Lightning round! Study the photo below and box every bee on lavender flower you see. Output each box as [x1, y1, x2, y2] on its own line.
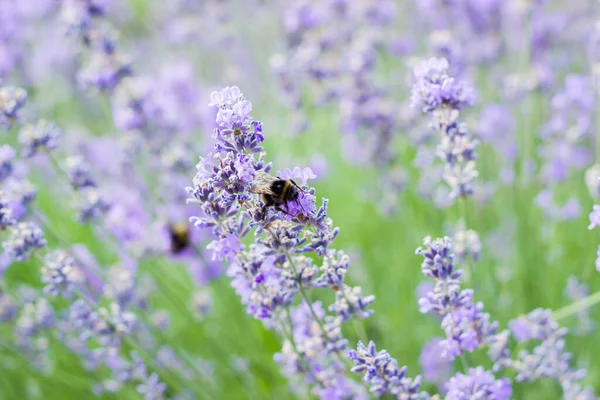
[250, 171, 306, 219]
[167, 222, 190, 254]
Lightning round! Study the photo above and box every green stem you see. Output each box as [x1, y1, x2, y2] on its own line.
[553, 290, 600, 321]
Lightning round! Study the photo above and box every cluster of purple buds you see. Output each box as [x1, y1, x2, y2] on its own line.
[0, 86, 27, 129]
[41, 250, 83, 298]
[64, 155, 97, 189]
[411, 58, 478, 199]
[0, 144, 17, 181]
[444, 367, 512, 399]
[18, 120, 61, 158]
[348, 341, 426, 399]
[2, 221, 46, 262]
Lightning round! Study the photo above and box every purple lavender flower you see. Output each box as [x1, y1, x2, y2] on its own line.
[416, 236, 502, 361]
[136, 373, 166, 400]
[588, 205, 600, 229]
[77, 187, 112, 223]
[419, 338, 451, 385]
[18, 120, 61, 158]
[410, 57, 474, 113]
[0, 195, 15, 229]
[42, 250, 83, 298]
[0, 290, 16, 322]
[445, 367, 512, 400]
[348, 341, 425, 398]
[188, 87, 374, 395]
[276, 167, 317, 185]
[0, 86, 27, 129]
[0, 144, 16, 181]
[412, 58, 479, 200]
[329, 286, 375, 322]
[585, 164, 600, 198]
[3, 221, 46, 262]
[64, 155, 97, 189]
[508, 308, 591, 395]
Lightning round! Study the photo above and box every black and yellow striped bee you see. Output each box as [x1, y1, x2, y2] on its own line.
[168, 222, 191, 254]
[250, 171, 304, 219]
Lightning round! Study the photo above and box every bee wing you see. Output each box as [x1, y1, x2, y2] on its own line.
[250, 170, 277, 195]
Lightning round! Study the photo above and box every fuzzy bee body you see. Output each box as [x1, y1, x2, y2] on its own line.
[168, 222, 190, 254]
[250, 171, 302, 218]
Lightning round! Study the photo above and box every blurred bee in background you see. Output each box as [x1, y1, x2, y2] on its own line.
[168, 222, 190, 254]
[250, 171, 305, 219]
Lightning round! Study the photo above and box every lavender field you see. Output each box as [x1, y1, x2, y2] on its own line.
[1, 0, 600, 399]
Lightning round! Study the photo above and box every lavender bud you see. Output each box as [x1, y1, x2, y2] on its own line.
[18, 120, 61, 158]
[42, 250, 83, 298]
[0, 86, 27, 129]
[3, 221, 46, 262]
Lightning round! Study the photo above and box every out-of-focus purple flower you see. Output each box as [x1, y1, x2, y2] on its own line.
[2, 221, 46, 262]
[276, 166, 316, 185]
[0, 86, 27, 129]
[137, 372, 166, 400]
[206, 234, 242, 262]
[588, 205, 600, 229]
[18, 120, 61, 158]
[64, 155, 97, 189]
[585, 164, 600, 198]
[445, 367, 512, 400]
[509, 308, 590, 395]
[477, 104, 517, 162]
[0, 195, 15, 229]
[410, 57, 474, 112]
[0, 289, 16, 322]
[348, 341, 425, 398]
[419, 337, 451, 385]
[42, 250, 83, 298]
[77, 187, 112, 223]
[596, 245, 600, 272]
[0, 144, 16, 181]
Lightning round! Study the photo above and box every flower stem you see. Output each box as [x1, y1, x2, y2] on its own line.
[553, 290, 600, 321]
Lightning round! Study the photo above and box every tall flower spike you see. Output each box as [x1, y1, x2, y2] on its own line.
[415, 236, 505, 363]
[411, 57, 478, 199]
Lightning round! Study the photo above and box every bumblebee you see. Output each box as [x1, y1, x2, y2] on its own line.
[250, 171, 304, 218]
[168, 222, 190, 254]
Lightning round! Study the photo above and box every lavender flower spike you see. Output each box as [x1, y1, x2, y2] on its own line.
[348, 341, 427, 399]
[415, 236, 504, 363]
